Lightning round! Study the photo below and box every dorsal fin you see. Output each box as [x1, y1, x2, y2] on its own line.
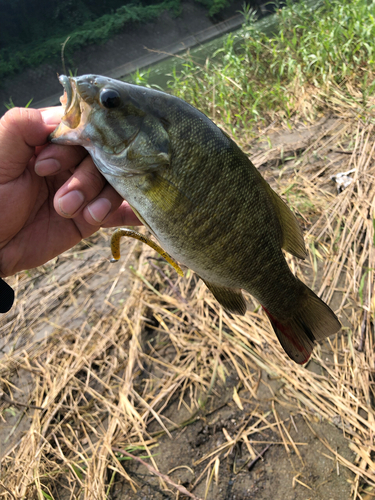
[265, 184, 307, 259]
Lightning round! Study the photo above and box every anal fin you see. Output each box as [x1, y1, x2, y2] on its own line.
[201, 279, 247, 315]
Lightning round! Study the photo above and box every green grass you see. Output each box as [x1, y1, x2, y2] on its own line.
[163, 0, 375, 138]
[4, 97, 33, 110]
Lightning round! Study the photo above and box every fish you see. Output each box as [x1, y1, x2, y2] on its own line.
[50, 74, 341, 364]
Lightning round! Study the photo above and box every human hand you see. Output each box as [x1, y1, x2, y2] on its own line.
[0, 106, 140, 278]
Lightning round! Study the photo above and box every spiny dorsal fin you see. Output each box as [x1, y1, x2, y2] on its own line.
[265, 184, 307, 260]
[201, 279, 247, 315]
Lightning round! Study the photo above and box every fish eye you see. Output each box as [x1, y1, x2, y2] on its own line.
[100, 89, 121, 109]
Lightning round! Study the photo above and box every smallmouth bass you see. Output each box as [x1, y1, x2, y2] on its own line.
[50, 74, 341, 364]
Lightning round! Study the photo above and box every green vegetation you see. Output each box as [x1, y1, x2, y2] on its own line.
[4, 97, 33, 110]
[0, 0, 178, 80]
[165, 0, 375, 139]
[0, 0, 235, 82]
[195, 0, 232, 16]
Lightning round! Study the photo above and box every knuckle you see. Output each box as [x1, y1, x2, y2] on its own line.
[81, 164, 106, 195]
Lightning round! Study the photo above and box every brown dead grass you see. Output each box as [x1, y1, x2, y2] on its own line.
[0, 86, 374, 499]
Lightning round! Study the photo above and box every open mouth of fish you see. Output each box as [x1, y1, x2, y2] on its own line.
[58, 75, 82, 129]
[59, 75, 82, 129]
[49, 75, 96, 145]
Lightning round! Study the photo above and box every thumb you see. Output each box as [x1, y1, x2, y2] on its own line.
[0, 107, 62, 184]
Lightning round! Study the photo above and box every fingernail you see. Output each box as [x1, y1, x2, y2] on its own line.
[87, 198, 112, 223]
[35, 158, 61, 176]
[58, 190, 85, 216]
[41, 107, 64, 125]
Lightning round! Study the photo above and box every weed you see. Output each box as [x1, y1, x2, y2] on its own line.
[4, 96, 33, 109]
[167, 0, 375, 138]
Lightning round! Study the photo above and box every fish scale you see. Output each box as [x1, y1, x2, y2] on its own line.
[50, 74, 341, 364]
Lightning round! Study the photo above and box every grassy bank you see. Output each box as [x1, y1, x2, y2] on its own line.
[164, 0, 375, 138]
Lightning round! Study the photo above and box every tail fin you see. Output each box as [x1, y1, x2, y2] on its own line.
[262, 281, 341, 364]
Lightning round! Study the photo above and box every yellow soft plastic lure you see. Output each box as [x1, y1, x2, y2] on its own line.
[110, 228, 184, 277]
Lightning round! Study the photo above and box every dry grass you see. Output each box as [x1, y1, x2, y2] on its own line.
[0, 89, 374, 499]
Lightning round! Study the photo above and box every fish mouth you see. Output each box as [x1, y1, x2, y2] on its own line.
[49, 75, 90, 145]
[58, 75, 73, 114]
[58, 75, 82, 129]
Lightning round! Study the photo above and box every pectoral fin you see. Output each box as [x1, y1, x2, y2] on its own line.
[201, 279, 247, 315]
[142, 172, 195, 215]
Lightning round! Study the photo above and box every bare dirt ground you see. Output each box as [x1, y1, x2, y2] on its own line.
[110, 369, 354, 500]
[0, 115, 374, 499]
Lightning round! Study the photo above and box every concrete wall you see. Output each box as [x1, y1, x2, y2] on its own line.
[0, 0, 247, 115]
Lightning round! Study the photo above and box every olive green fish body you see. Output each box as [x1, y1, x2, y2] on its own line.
[120, 154, 299, 316]
[50, 75, 341, 364]
[88, 86, 295, 306]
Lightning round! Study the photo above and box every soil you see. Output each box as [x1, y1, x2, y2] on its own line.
[0, 354, 354, 499]
[109, 368, 354, 500]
